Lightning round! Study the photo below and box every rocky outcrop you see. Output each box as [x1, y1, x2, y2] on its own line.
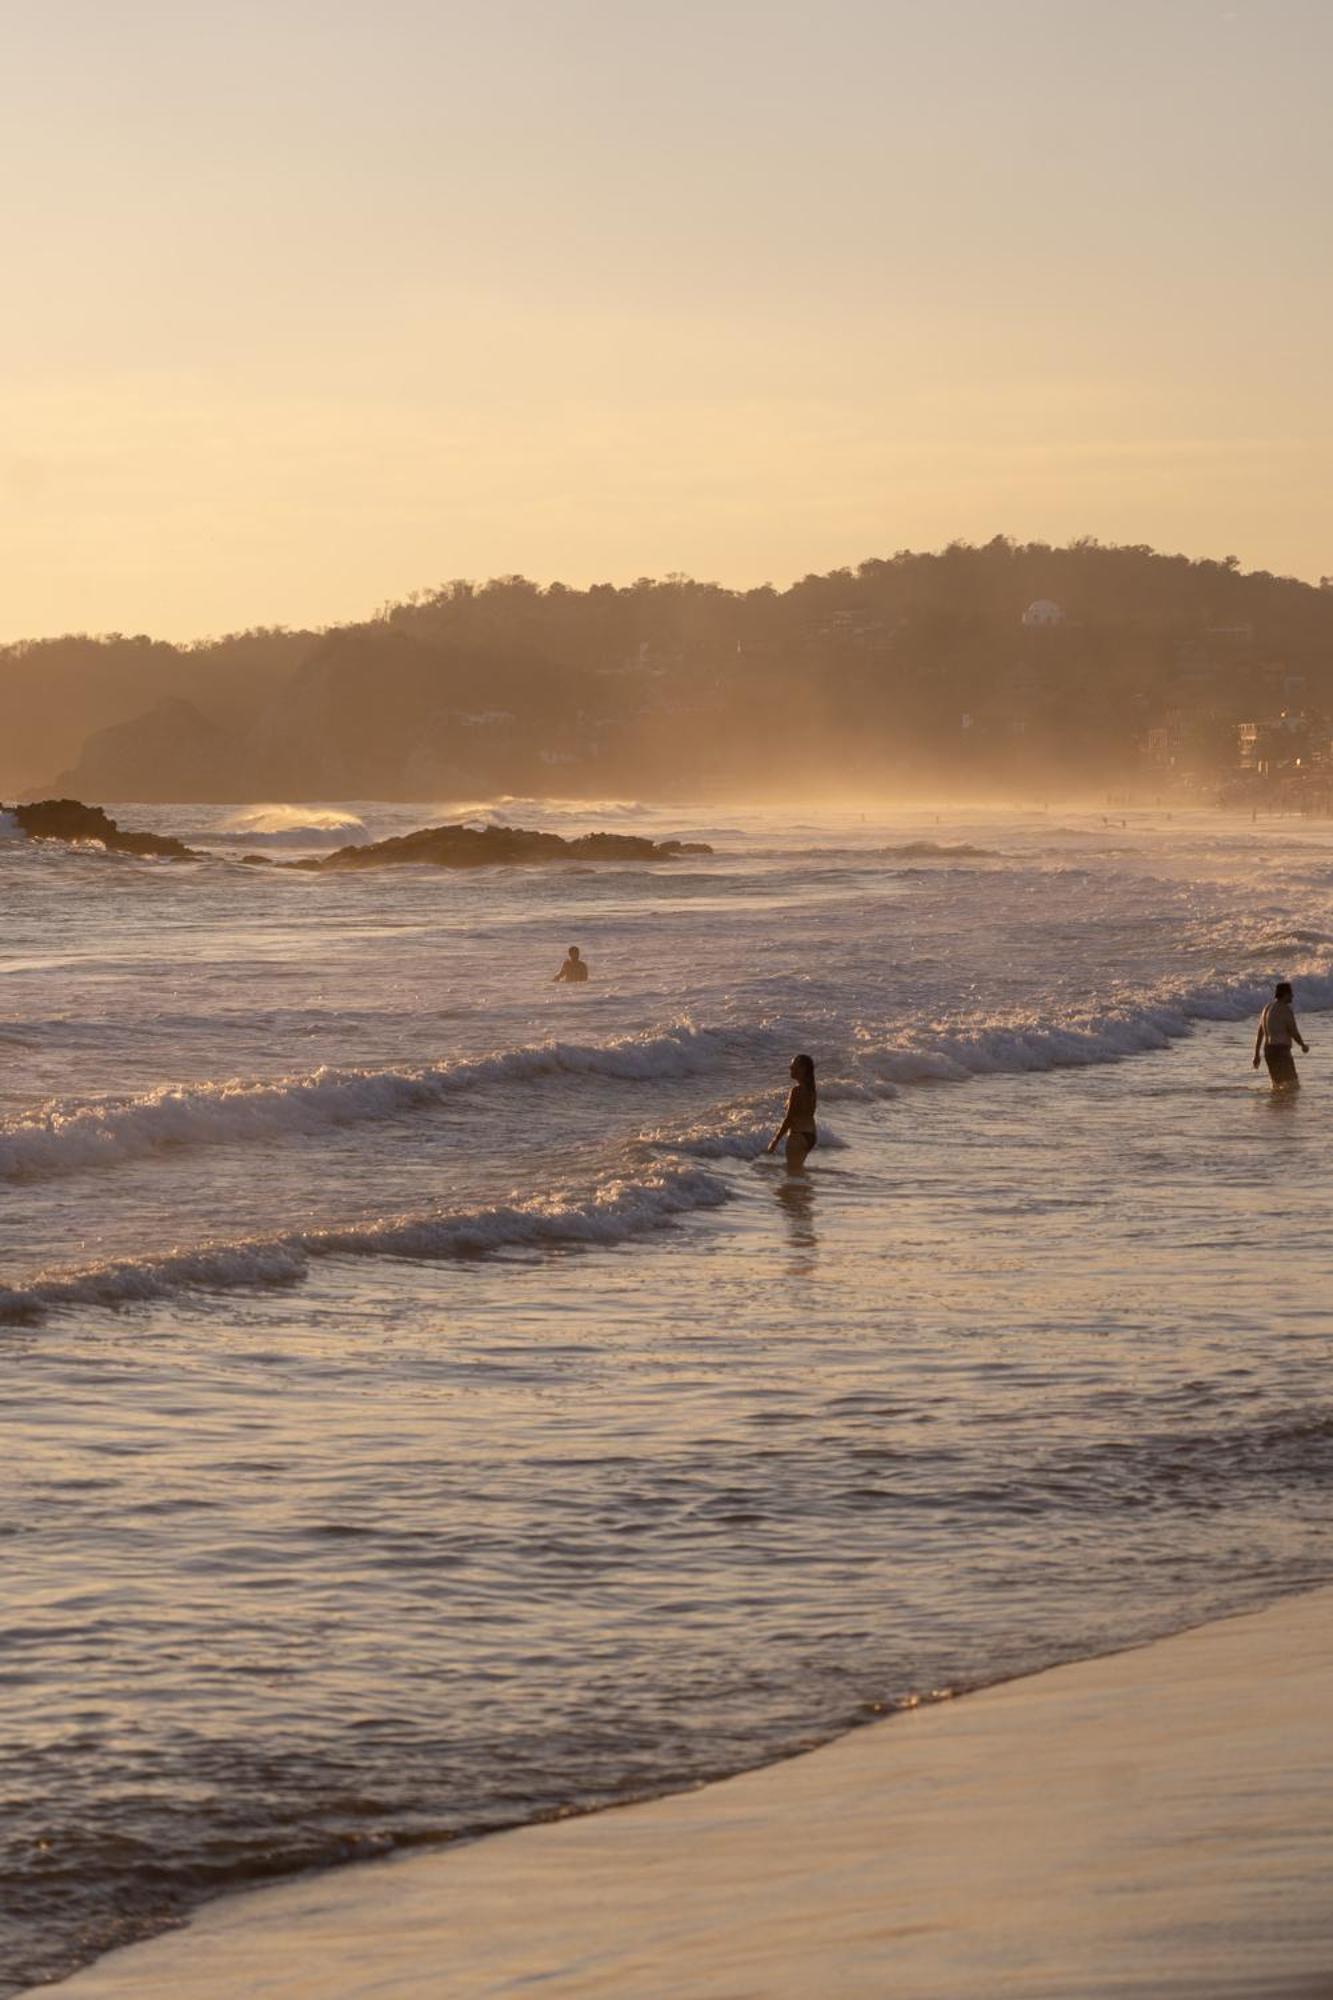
[244, 823, 713, 871]
[5, 798, 711, 871]
[9, 799, 196, 859]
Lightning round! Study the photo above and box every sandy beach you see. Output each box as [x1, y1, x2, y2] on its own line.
[36, 1585, 1333, 2000]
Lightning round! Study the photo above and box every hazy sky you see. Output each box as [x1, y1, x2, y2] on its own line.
[3, 0, 1330, 639]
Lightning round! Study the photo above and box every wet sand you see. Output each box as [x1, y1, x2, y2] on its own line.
[37, 1585, 1333, 1999]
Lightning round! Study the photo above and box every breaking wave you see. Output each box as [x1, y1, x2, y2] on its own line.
[0, 1024, 740, 1181]
[6, 960, 1332, 1186]
[222, 805, 368, 835]
[0, 1167, 730, 1325]
[853, 967, 1333, 1086]
[208, 805, 370, 849]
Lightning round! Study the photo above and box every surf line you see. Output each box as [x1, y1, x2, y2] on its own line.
[0, 1168, 732, 1326]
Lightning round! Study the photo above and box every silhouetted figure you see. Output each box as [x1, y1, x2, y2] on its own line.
[1254, 981, 1308, 1090]
[554, 945, 589, 984]
[768, 1053, 818, 1171]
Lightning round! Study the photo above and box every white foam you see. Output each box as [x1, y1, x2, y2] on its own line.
[9, 960, 1331, 1186]
[0, 1024, 737, 1181]
[221, 805, 368, 836]
[0, 1167, 730, 1324]
[857, 968, 1333, 1086]
[646, 1111, 849, 1159]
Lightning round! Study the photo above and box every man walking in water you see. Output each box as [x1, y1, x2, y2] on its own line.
[554, 945, 589, 984]
[1253, 981, 1308, 1090]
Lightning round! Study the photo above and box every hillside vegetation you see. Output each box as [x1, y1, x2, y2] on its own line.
[5, 539, 1331, 801]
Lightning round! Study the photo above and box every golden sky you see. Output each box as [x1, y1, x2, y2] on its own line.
[3, 0, 1330, 639]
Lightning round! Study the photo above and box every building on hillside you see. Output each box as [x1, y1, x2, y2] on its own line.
[1021, 599, 1065, 628]
[1237, 712, 1311, 776]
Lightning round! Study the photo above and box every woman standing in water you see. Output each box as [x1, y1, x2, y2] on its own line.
[768, 1053, 818, 1171]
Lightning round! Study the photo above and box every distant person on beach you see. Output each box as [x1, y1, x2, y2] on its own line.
[768, 1053, 818, 1171]
[1253, 981, 1308, 1090]
[554, 945, 589, 984]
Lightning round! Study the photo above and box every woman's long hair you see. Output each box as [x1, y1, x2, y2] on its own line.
[793, 1052, 816, 1093]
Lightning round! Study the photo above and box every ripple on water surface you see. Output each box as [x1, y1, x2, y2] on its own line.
[5, 810, 1333, 1992]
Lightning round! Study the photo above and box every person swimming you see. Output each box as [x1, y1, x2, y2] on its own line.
[553, 945, 589, 983]
[768, 1053, 818, 1171]
[1253, 980, 1308, 1090]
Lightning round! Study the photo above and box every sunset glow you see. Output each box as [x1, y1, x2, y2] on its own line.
[4, 0, 1331, 639]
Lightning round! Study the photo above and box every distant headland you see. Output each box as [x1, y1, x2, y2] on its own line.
[5, 540, 1333, 808]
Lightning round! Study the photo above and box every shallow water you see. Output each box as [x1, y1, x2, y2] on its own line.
[4, 801, 1333, 1992]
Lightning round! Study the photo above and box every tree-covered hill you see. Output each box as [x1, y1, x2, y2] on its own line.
[6, 539, 1331, 800]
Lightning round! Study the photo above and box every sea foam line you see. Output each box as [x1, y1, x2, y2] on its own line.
[0, 1024, 736, 1181]
[6, 966, 1329, 1185]
[0, 1167, 730, 1325]
[853, 966, 1333, 1086]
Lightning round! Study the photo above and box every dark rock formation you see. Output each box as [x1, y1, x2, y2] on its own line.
[4, 798, 711, 871]
[9, 799, 196, 859]
[247, 823, 713, 871]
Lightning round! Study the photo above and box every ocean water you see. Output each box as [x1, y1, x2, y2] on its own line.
[5, 799, 1333, 1994]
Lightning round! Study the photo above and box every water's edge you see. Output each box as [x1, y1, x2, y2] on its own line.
[29, 1575, 1333, 2000]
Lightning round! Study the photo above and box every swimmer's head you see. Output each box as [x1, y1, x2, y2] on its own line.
[791, 1052, 815, 1084]
[1275, 980, 1293, 1002]
[567, 946, 581, 960]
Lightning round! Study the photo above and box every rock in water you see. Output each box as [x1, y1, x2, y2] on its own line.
[10, 799, 196, 859]
[4, 801, 710, 871]
[261, 823, 713, 871]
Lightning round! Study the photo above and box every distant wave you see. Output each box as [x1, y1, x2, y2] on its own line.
[0, 1167, 730, 1325]
[880, 840, 998, 859]
[441, 796, 656, 826]
[222, 805, 368, 835]
[207, 805, 369, 848]
[0, 1024, 740, 1181]
[1242, 926, 1333, 959]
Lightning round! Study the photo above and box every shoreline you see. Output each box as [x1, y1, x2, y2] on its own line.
[33, 1583, 1333, 1999]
